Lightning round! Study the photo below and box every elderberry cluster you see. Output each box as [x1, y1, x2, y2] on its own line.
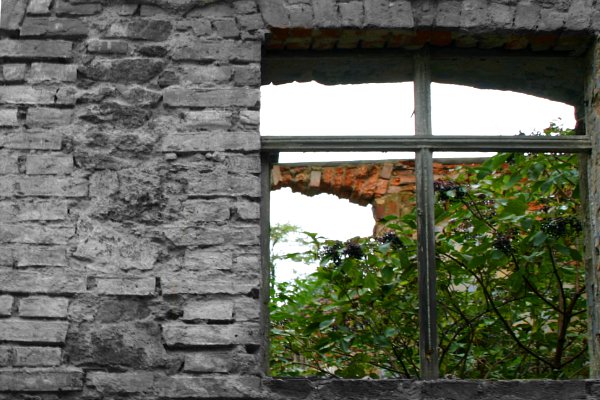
[320, 241, 343, 266]
[541, 217, 582, 238]
[343, 240, 364, 260]
[319, 240, 365, 266]
[434, 180, 467, 201]
[377, 232, 404, 249]
[493, 233, 513, 255]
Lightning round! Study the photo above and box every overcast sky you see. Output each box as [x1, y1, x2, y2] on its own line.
[261, 81, 576, 281]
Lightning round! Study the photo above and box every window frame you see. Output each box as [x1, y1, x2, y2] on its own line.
[260, 50, 592, 379]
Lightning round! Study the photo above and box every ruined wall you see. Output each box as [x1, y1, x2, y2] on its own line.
[0, 0, 599, 398]
[0, 0, 264, 397]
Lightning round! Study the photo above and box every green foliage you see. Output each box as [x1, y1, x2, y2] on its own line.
[270, 125, 587, 379]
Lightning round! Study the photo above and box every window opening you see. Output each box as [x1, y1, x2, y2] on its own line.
[432, 151, 587, 379]
[261, 50, 591, 380]
[260, 82, 414, 137]
[431, 83, 576, 136]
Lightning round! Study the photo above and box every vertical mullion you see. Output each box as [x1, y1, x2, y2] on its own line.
[414, 51, 439, 380]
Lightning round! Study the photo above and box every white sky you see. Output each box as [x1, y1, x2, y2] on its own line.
[261, 81, 576, 281]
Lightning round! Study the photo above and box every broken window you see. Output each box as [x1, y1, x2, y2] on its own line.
[261, 45, 591, 379]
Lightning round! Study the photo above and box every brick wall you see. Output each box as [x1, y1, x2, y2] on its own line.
[0, 0, 598, 398]
[0, 0, 263, 396]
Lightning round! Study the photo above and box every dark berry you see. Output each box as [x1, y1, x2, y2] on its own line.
[320, 241, 343, 266]
[377, 232, 404, 249]
[343, 240, 364, 260]
[493, 234, 513, 255]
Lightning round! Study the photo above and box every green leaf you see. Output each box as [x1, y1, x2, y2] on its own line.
[319, 318, 336, 330]
[531, 231, 547, 247]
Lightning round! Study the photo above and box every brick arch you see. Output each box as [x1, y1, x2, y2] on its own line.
[271, 160, 479, 234]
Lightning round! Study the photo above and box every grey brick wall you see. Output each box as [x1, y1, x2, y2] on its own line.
[0, 0, 598, 398]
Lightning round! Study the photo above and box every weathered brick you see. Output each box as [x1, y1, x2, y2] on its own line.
[0, 243, 60, 265]
[234, 296, 260, 322]
[87, 39, 129, 54]
[173, 40, 261, 62]
[226, 153, 260, 174]
[2, 63, 28, 82]
[0, 296, 13, 317]
[16, 245, 67, 267]
[180, 65, 232, 84]
[513, 1, 540, 30]
[28, 63, 77, 82]
[257, 0, 289, 27]
[87, 371, 155, 393]
[0, 346, 11, 366]
[1, 131, 62, 150]
[182, 199, 230, 221]
[187, 172, 260, 197]
[0, 86, 56, 105]
[27, 0, 52, 15]
[184, 250, 233, 271]
[184, 351, 232, 373]
[160, 224, 225, 247]
[138, 44, 168, 57]
[488, 2, 514, 29]
[0, 109, 19, 127]
[0, 0, 28, 31]
[0, 224, 74, 244]
[0, 39, 72, 60]
[161, 132, 259, 152]
[227, 224, 260, 246]
[0, 176, 88, 197]
[119, 86, 162, 106]
[339, 1, 364, 26]
[139, 5, 166, 16]
[183, 299, 234, 321]
[235, 110, 258, 126]
[163, 87, 259, 108]
[13, 346, 62, 366]
[19, 296, 69, 318]
[69, 321, 167, 369]
[107, 19, 173, 41]
[0, 270, 85, 294]
[233, 64, 261, 86]
[26, 154, 74, 175]
[234, 0, 257, 14]
[79, 58, 166, 83]
[234, 200, 260, 220]
[0, 367, 83, 391]
[161, 275, 257, 295]
[95, 277, 156, 296]
[55, 0, 102, 15]
[0, 155, 18, 174]
[288, 3, 313, 27]
[155, 375, 261, 398]
[214, 18, 240, 38]
[184, 110, 232, 129]
[236, 13, 264, 31]
[55, 86, 78, 105]
[7, 200, 68, 221]
[20, 17, 89, 38]
[538, 8, 567, 31]
[26, 108, 74, 128]
[0, 320, 69, 343]
[459, 0, 489, 29]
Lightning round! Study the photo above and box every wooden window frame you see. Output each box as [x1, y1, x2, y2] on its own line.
[260, 51, 592, 379]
